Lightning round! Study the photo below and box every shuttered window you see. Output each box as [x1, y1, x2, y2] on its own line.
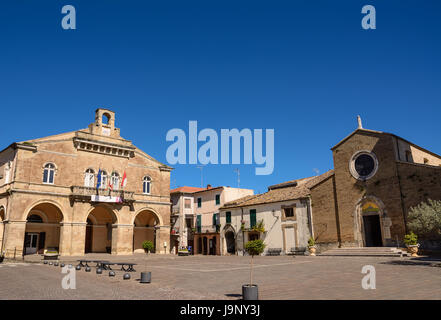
[226, 211, 231, 224]
[250, 209, 257, 228]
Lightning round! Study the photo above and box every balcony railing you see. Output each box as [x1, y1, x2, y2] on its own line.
[195, 225, 220, 234]
[70, 186, 135, 204]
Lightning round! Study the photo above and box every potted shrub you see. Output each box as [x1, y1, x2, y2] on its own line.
[404, 232, 419, 257]
[308, 237, 317, 256]
[243, 239, 266, 300]
[142, 240, 154, 254]
[251, 220, 265, 233]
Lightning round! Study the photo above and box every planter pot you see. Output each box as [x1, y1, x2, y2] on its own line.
[308, 246, 317, 256]
[242, 284, 258, 300]
[140, 271, 151, 283]
[407, 245, 419, 257]
[0, 256, 4, 264]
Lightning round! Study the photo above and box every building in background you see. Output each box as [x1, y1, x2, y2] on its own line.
[170, 186, 205, 254]
[220, 172, 332, 256]
[310, 118, 441, 251]
[0, 109, 172, 258]
[170, 185, 254, 255]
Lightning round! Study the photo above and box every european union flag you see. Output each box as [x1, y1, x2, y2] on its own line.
[96, 169, 102, 189]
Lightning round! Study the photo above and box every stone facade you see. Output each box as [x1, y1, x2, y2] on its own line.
[0, 109, 172, 258]
[311, 127, 441, 250]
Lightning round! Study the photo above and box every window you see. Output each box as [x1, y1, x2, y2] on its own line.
[424, 158, 429, 164]
[43, 163, 55, 184]
[226, 211, 231, 224]
[185, 218, 192, 228]
[282, 206, 296, 221]
[196, 215, 202, 233]
[84, 169, 95, 187]
[184, 198, 191, 209]
[27, 214, 43, 223]
[212, 214, 217, 226]
[215, 194, 220, 205]
[250, 209, 257, 228]
[111, 172, 120, 190]
[349, 151, 378, 180]
[197, 198, 202, 208]
[99, 171, 108, 189]
[405, 150, 412, 162]
[143, 176, 152, 194]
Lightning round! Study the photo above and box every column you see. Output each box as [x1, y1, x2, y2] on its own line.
[111, 224, 134, 255]
[3, 221, 26, 258]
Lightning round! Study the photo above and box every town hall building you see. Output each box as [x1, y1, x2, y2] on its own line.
[0, 109, 172, 258]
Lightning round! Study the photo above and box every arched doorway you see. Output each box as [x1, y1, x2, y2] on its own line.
[225, 230, 235, 254]
[360, 201, 383, 247]
[85, 206, 117, 254]
[133, 210, 159, 253]
[24, 203, 63, 255]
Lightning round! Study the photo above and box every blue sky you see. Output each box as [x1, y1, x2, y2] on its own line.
[0, 0, 440, 193]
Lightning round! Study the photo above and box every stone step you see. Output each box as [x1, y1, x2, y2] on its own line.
[319, 247, 409, 257]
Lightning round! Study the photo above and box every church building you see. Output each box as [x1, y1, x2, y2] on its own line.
[0, 109, 172, 258]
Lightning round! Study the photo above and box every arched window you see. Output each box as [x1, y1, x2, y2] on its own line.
[99, 171, 108, 189]
[103, 113, 111, 125]
[111, 172, 120, 190]
[143, 176, 152, 194]
[27, 214, 43, 223]
[43, 163, 56, 184]
[84, 169, 95, 187]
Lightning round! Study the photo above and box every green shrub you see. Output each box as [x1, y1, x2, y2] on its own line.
[407, 199, 441, 239]
[404, 232, 418, 246]
[244, 239, 266, 286]
[142, 240, 154, 253]
[245, 239, 266, 257]
[251, 220, 265, 233]
[308, 237, 315, 247]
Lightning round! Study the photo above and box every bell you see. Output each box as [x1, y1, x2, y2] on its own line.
[60, 263, 65, 268]
[109, 271, 116, 277]
[85, 266, 91, 272]
[96, 268, 103, 274]
[75, 265, 81, 270]
[123, 273, 131, 280]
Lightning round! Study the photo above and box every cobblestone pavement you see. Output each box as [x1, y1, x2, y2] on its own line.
[1, 254, 440, 300]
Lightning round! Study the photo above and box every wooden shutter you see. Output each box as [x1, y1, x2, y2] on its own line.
[250, 209, 257, 227]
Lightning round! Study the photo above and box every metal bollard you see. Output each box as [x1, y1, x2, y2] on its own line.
[140, 272, 151, 283]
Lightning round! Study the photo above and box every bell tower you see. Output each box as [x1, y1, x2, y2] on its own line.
[89, 108, 120, 138]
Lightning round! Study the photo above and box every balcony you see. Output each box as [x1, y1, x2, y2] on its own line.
[195, 225, 220, 234]
[70, 186, 135, 204]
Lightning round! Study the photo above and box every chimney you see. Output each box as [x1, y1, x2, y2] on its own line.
[206, 184, 212, 189]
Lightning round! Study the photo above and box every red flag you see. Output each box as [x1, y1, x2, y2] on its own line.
[120, 171, 127, 189]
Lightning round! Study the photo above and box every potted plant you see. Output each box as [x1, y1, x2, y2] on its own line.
[141, 240, 154, 284]
[142, 240, 154, 254]
[251, 220, 265, 233]
[308, 237, 317, 256]
[241, 220, 245, 231]
[404, 232, 419, 257]
[243, 239, 266, 300]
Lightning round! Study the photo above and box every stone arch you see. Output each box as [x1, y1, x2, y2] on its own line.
[222, 224, 236, 255]
[132, 208, 161, 253]
[23, 201, 65, 255]
[354, 195, 389, 247]
[132, 207, 163, 226]
[23, 199, 65, 222]
[84, 204, 118, 254]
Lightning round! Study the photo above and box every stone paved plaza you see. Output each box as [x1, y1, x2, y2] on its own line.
[0, 254, 440, 300]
